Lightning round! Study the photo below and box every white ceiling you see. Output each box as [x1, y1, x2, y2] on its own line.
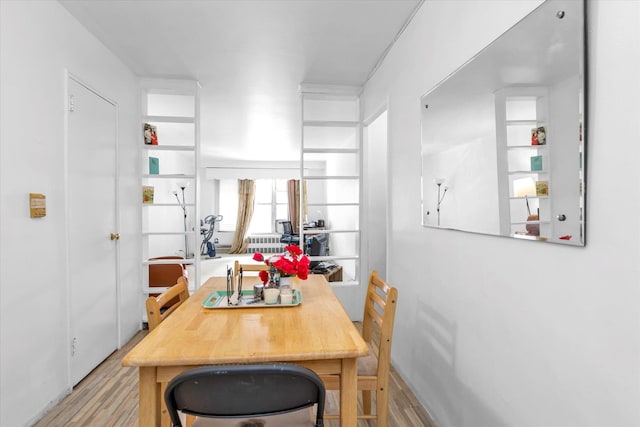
[59, 0, 422, 162]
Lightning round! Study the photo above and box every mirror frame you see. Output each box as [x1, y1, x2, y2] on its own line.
[420, 0, 587, 246]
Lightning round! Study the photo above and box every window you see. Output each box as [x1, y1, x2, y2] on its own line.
[217, 179, 288, 233]
[218, 179, 238, 232]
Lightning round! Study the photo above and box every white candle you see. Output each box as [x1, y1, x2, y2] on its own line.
[264, 287, 280, 304]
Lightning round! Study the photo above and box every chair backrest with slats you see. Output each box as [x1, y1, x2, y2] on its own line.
[146, 276, 189, 331]
[234, 260, 270, 287]
[234, 260, 270, 274]
[362, 270, 398, 379]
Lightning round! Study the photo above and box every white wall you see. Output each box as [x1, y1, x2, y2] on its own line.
[0, 2, 140, 426]
[422, 140, 500, 233]
[362, 1, 640, 426]
[364, 111, 388, 280]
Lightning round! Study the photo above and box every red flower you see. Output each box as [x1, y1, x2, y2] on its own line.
[297, 263, 309, 280]
[285, 244, 303, 256]
[253, 245, 310, 283]
[298, 255, 310, 266]
[253, 245, 310, 281]
[259, 270, 269, 284]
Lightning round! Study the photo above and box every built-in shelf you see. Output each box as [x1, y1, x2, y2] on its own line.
[505, 119, 538, 126]
[143, 174, 196, 179]
[302, 148, 359, 154]
[508, 170, 548, 174]
[302, 175, 359, 180]
[509, 195, 549, 200]
[143, 115, 195, 124]
[143, 231, 192, 236]
[143, 203, 195, 207]
[300, 87, 361, 287]
[496, 87, 550, 239]
[302, 120, 359, 127]
[310, 255, 360, 261]
[140, 78, 201, 297]
[143, 145, 195, 151]
[144, 258, 196, 265]
[302, 229, 359, 234]
[507, 145, 548, 150]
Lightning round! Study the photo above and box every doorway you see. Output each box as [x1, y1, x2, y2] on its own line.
[67, 76, 119, 385]
[364, 110, 388, 280]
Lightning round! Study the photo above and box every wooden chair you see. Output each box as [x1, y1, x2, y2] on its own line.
[164, 363, 326, 427]
[322, 270, 398, 427]
[146, 276, 190, 331]
[233, 259, 269, 287]
[149, 256, 187, 307]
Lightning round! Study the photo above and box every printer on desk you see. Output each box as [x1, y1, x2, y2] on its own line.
[306, 234, 328, 268]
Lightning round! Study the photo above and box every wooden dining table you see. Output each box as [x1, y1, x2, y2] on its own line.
[122, 274, 369, 427]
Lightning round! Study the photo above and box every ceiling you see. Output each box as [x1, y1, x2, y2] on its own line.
[59, 0, 422, 162]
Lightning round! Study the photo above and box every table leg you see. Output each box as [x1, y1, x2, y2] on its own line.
[340, 357, 358, 427]
[139, 367, 161, 427]
[161, 382, 170, 427]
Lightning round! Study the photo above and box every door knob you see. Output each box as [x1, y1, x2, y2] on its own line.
[110, 233, 120, 240]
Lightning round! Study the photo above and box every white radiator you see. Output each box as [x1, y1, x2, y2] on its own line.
[246, 234, 284, 254]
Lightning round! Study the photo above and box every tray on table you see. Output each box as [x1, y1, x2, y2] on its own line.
[202, 289, 302, 309]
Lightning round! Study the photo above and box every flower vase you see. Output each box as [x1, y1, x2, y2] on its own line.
[279, 276, 292, 288]
[279, 276, 299, 290]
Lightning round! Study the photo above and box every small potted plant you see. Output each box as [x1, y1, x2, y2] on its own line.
[253, 244, 310, 288]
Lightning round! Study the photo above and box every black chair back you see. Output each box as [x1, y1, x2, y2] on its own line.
[281, 220, 294, 235]
[279, 220, 300, 245]
[164, 363, 325, 427]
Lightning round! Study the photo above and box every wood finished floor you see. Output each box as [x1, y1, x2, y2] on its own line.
[33, 329, 437, 427]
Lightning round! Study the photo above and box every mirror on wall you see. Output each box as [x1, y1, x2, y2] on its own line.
[420, 0, 586, 246]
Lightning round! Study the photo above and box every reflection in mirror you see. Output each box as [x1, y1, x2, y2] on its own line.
[421, 0, 586, 246]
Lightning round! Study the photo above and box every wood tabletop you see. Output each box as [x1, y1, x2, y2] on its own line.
[122, 274, 369, 367]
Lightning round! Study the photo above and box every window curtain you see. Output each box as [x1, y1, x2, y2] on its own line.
[229, 179, 255, 254]
[287, 179, 307, 233]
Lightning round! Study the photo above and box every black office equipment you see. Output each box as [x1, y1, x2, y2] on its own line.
[279, 220, 300, 246]
[306, 234, 328, 268]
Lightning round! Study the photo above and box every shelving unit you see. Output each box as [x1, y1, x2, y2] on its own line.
[300, 85, 362, 286]
[140, 78, 201, 296]
[496, 87, 551, 240]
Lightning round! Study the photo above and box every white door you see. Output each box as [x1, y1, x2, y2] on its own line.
[68, 77, 118, 385]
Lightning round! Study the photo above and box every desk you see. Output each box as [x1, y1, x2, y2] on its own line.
[316, 264, 343, 282]
[122, 275, 368, 427]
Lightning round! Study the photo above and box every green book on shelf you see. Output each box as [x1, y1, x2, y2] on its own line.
[530, 155, 542, 171]
[149, 157, 159, 175]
